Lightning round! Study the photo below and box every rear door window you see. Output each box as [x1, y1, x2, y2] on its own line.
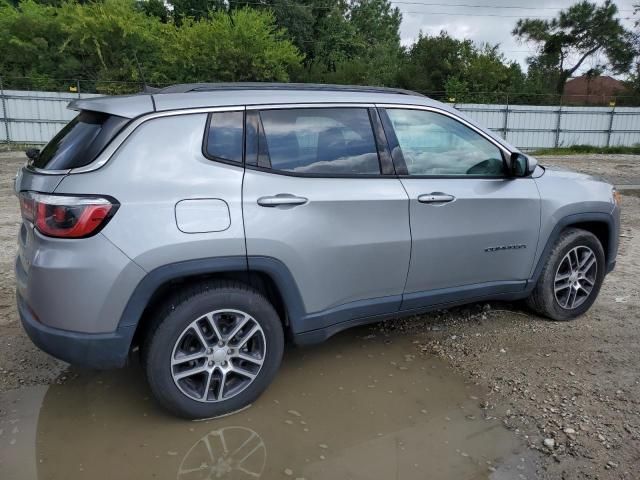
[33, 110, 128, 170]
[256, 108, 381, 175]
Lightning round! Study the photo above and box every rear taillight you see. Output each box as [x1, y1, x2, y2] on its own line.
[19, 192, 118, 238]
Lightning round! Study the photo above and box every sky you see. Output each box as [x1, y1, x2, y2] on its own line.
[396, 0, 637, 74]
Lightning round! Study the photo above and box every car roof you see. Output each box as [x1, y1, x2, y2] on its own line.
[67, 83, 517, 152]
[68, 83, 444, 119]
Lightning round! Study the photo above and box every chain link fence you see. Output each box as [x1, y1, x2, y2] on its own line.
[2, 77, 640, 150]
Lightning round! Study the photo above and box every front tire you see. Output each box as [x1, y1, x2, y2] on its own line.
[143, 281, 284, 419]
[526, 228, 605, 321]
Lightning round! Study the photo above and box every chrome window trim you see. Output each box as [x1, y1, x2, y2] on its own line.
[22, 106, 247, 175]
[25, 166, 71, 175]
[375, 103, 512, 157]
[48, 104, 375, 175]
[29, 102, 511, 175]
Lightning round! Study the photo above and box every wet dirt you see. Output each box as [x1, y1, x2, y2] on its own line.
[538, 154, 640, 186]
[0, 328, 537, 480]
[0, 153, 66, 392]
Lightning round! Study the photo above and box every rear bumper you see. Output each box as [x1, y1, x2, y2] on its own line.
[17, 292, 133, 368]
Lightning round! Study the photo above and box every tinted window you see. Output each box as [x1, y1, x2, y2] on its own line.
[259, 108, 380, 175]
[34, 110, 128, 170]
[205, 111, 244, 163]
[386, 109, 505, 176]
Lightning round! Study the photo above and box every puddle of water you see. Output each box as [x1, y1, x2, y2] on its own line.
[0, 326, 537, 480]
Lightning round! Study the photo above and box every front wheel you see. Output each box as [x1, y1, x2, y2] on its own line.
[143, 281, 284, 419]
[526, 228, 605, 321]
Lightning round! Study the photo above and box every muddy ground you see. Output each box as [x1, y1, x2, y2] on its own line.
[538, 153, 640, 187]
[0, 152, 638, 479]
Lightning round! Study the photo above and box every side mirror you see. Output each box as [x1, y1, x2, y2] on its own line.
[25, 148, 40, 161]
[509, 152, 535, 177]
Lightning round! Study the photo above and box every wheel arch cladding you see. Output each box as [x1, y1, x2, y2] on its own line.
[530, 212, 618, 285]
[120, 256, 307, 349]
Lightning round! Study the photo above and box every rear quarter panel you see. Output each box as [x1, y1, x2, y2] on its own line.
[53, 113, 246, 272]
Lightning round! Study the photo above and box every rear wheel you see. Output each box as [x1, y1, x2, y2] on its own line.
[526, 228, 605, 321]
[143, 281, 284, 419]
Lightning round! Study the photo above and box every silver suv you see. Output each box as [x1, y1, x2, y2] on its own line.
[15, 83, 620, 419]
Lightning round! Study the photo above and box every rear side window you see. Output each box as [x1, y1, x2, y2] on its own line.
[257, 108, 381, 175]
[204, 111, 244, 164]
[33, 110, 128, 170]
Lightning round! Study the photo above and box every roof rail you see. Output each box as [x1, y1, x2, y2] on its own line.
[156, 82, 424, 97]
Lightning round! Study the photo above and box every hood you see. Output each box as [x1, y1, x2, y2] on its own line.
[540, 164, 610, 184]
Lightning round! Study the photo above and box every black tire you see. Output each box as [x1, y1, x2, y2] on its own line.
[142, 281, 284, 419]
[526, 228, 605, 321]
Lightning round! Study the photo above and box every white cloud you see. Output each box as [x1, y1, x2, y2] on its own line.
[397, 0, 637, 74]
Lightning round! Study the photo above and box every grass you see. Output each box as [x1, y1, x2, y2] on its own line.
[620, 189, 640, 198]
[0, 143, 42, 153]
[531, 145, 640, 156]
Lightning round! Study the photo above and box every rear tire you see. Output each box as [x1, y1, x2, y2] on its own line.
[142, 281, 284, 419]
[526, 228, 605, 321]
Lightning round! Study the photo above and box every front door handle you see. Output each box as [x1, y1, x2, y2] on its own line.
[257, 194, 308, 207]
[417, 192, 456, 204]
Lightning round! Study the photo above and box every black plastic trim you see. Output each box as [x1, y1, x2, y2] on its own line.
[369, 107, 396, 175]
[401, 280, 526, 311]
[18, 293, 134, 369]
[158, 82, 424, 97]
[245, 111, 259, 166]
[116, 257, 538, 343]
[294, 287, 530, 345]
[527, 211, 619, 287]
[377, 107, 408, 175]
[118, 256, 249, 328]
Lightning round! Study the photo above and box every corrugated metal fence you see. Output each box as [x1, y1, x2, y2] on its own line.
[0, 89, 101, 144]
[460, 103, 640, 150]
[2, 88, 640, 150]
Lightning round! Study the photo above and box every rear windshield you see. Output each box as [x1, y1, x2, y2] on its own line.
[32, 110, 129, 170]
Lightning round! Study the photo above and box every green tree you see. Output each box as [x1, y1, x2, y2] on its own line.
[231, 0, 403, 86]
[0, 0, 67, 83]
[349, 0, 401, 50]
[0, 0, 303, 91]
[344, 0, 403, 85]
[56, 0, 170, 91]
[137, 0, 169, 23]
[163, 8, 302, 83]
[170, 0, 224, 24]
[445, 44, 526, 103]
[229, 0, 317, 63]
[398, 31, 475, 94]
[513, 0, 635, 94]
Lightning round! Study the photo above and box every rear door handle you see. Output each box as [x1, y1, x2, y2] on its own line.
[257, 194, 308, 207]
[417, 192, 456, 204]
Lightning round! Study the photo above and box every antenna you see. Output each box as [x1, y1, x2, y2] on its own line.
[133, 52, 158, 93]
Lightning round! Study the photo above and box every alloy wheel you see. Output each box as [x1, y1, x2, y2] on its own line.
[554, 246, 597, 310]
[171, 309, 266, 403]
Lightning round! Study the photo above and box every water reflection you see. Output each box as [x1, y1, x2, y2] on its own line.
[178, 427, 266, 480]
[0, 326, 538, 480]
